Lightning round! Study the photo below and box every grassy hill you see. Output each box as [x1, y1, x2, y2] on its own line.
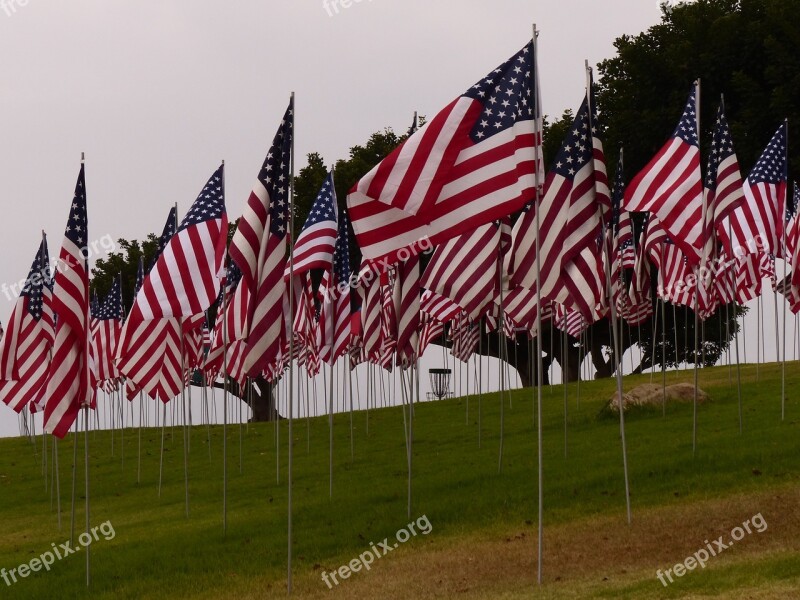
[0, 363, 799, 599]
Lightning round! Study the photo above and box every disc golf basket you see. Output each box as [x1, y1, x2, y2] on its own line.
[427, 368, 453, 401]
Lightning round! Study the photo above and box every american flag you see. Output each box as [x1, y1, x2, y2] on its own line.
[788, 213, 800, 312]
[420, 222, 502, 321]
[151, 206, 177, 270]
[0, 239, 54, 412]
[625, 214, 654, 326]
[418, 313, 444, 357]
[624, 83, 704, 263]
[131, 165, 227, 322]
[705, 102, 745, 233]
[734, 254, 762, 304]
[450, 313, 480, 363]
[377, 271, 397, 370]
[393, 254, 421, 367]
[727, 122, 788, 258]
[420, 289, 462, 324]
[553, 304, 587, 339]
[509, 90, 609, 321]
[230, 100, 293, 377]
[358, 279, 383, 363]
[611, 156, 635, 269]
[44, 165, 91, 438]
[318, 211, 352, 364]
[286, 171, 338, 278]
[91, 276, 123, 384]
[348, 41, 542, 267]
[118, 210, 178, 402]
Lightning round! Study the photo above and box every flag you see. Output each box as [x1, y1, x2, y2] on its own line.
[393, 254, 421, 367]
[420, 289, 462, 324]
[318, 211, 352, 364]
[348, 41, 542, 267]
[420, 222, 503, 321]
[91, 277, 123, 384]
[509, 89, 609, 321]
[0, 239, 54, 412]
[44, 165, 91, 437]
[230, 100, 293, 377]
[286, 171, 338, 278]
[727, 123, 788, 258]
[130, 165, 227, 322]
[623, 83, 704, 263]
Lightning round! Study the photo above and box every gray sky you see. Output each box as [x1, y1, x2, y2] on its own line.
[0, 0, 722, 436]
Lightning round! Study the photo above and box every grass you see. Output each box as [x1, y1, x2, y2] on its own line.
[0, 362, 798, 598]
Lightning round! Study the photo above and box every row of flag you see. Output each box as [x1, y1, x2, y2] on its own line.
[0, 39, 797, 438]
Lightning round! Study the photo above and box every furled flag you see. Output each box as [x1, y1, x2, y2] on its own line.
[623, 83, 704, 263]
[286, 171, 338, 277]
[91, 277, 123, 385]
[130, 165, 227, 321]
[229, 100, 293, 377]
[0, 239, 54, 412]
[348, 41, 542, 267]
[318, 211, 352, 364]
[509, 88, 609, 321]
[44, 165, 91, 437]
[726, 122, 788, 258]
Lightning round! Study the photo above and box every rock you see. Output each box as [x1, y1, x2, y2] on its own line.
[608, 383, 709, 412]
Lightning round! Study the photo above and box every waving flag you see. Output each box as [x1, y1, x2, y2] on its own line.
[0, 239, 54, 412]
[44, 165, 91, 437]
[393, 254, 421, 367]
[286, 171, 338, 278]
[726, 123, 788, 258]
[421, 222, 503, 321]
[510, 89, 609, 321]
[230, 100, 293, 377]
[131, 166, 227, 322]
[624, 83, 704, 263]
[348, 41, 542, 267]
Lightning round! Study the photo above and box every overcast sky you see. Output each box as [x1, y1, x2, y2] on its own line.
[11, 0, 792, 439]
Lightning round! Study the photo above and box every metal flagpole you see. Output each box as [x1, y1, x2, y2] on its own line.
[287, 92, 296, 594]
[532, 25, 545, 585]
[781, 118, 789, 421]
[221, 162, 229, 536]
[79, 153, 92, 587]
[587, 63, 631, 524]
[138, 391, 143, 483]
[692, 80, 703, 456]
[328, 362, 334, 497]
[498, 268, 506, 473]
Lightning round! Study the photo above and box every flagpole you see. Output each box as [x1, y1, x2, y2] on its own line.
[587, 62, 631, 525]
[287, 90, 296, 595]
[781, 118, 789, 421]
[221, 161, 229, 536]
[692, 79, 703, 456]
[79, 153, 92, 587]
[532, 24, 545, 585]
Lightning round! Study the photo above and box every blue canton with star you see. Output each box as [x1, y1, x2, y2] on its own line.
[705, 104, 736, 189]
[179, 165, 225, 232]
[95, 277, 123, 321]
[333, 210, 351, 291]
[259, 99, 294, 239]
[672, 85, 699, 147]
[301, 172, 337, 232]
[21, 240, 48, 321]
[65, 165, 88, 266]
[463, 43, 534, 143]
[749, 123, 787, 187]
[550, 98, 593, 181]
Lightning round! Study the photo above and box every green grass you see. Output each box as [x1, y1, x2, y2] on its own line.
[0, 362, 798, 598]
